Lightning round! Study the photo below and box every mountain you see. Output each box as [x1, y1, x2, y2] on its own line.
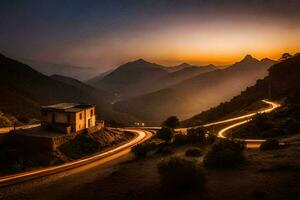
[183, 53, 300, 126]
[89, 59, 217, 99]
[163, 63, 216, 73]
[114, 55, 276, 125]
[0, 54, 136, 124]
[86, 68, 115, 85]
[20, 59, 101, 81]
[164, 63, 192, 72]
[90, 59, 169, 98]
[159, 64, 217, 88]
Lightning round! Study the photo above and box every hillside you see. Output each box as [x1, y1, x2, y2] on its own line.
[21, 59, 100, 81]
[89, 60, 216, 99]
[114, 55, 276, 125]
[86, 69, 115, 85]
[183, 54, 300, 126]
[0, 54, 136, 124]
[51, 74, 113, 99]
[90, 59, 169, 98]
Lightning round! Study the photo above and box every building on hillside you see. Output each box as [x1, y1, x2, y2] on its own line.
[41, 103, 96, 134]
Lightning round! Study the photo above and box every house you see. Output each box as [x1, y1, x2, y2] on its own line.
[41, 103, 96, 134]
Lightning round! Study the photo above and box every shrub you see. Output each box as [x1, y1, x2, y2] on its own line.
[187, 127, 206, 144]
[206, 134, 216, 144]
[173, 134, 187, 145]
[132, 142, 156, 158]
[203, 140, 245, 169]
[157, 127, 174, 142]
[157, 157, 206, 191]
[260, 139, 280, 151]
[59, 134, 100, 159]
[185, 148, 202, 157]
[162, 116, 180, 129]
[156, 145, 173, 155]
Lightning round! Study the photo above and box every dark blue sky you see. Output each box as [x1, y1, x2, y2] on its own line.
[1, 0, 300, 70]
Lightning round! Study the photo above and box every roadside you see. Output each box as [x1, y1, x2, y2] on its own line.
[41, 141, 300, 200]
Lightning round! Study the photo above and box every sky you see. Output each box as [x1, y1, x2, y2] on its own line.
[1, 0, 300, 71]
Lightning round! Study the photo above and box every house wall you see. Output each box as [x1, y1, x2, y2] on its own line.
[74, 106, 96, 132]
[84, 107, 96, 128]
[41, 106, 96, 133]
[41, 111, 76, 124]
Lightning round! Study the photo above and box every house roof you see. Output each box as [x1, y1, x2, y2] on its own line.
[41, 103, 95, 112]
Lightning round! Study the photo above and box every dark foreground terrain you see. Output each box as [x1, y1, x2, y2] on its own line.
[1, 135, 299, 200]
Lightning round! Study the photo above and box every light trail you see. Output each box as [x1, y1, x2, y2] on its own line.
[0, 129, 151, 187]
[217, 100, 281, 139]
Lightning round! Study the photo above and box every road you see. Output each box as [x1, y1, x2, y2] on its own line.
[0, 128, 152, 188]
[0, 124, 41, 134]
[0, 99, 279, 191]
[216, 100, 281, 148]
[138, 100, 281, 148]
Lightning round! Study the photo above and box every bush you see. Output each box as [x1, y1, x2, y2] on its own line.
[157, 127, 174, 142]
[173, 134, 188, 145]
[132, 142, 156, 158]
[157, 157, 206, 191]
[206, 134, 216, 144]
[156, 145, 173, 155]
[59, 134, 100, 159]
[260, 139, 280, 151]
[187, 127, 206, 144]
[162, 116, 180, 129]
[185, 148, 202, 157]
[203, 140, 245, 169]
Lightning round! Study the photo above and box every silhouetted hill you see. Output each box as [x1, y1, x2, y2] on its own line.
[0, 54, 136, 124]
[86, 69, 115, 85]
[51, 74, 112, 98]
[20, 59, 100, 81]
[89, 59, 217, 98]
[90, 59, 168, 98]
[183, 54, 300, 126]
[160, 64, 217, 86]
[114, 55, 276, 125]
[164, 63, 192, 72]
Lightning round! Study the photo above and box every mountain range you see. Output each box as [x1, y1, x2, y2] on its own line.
[89, 59, 217, 98]
[0, 53, 279, 126]
[183, 53, 300, 126]
[113, 55, 276, 125]
[0, 54, 137, 124]
[20, 59, 101, 81]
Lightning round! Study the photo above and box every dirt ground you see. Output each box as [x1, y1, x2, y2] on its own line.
[52, 143, 300, 200]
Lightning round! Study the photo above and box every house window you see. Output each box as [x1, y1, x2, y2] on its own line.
[79, 113, 82, 120]
[90, 109, 93, 116]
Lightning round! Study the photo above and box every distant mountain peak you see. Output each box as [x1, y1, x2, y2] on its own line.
[261, 58, 274, 62]
[206, 64, 216, 68]
[240, 54, 258, 63]
[132, 58, 149, 64]
[177, 62, 190, 67]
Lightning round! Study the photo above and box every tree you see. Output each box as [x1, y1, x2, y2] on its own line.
[157, 127, 174, 142]
[279, 53, 292, 61]
[162, 116, 180, 129]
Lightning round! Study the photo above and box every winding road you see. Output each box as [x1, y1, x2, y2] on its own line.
[216, 100, 281, 148]
[0, 99, 280, 189]
[0, 128, 152, 188]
